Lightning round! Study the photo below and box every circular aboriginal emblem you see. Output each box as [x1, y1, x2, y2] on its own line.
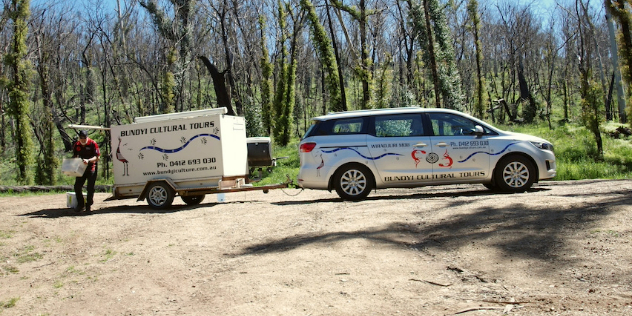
[426, 152, 440, 164]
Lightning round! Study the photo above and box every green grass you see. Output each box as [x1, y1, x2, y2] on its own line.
[100, 249, 117, 263]
[0, 230, 13, 239]
[0, 122, 630, 192]
[254, 139, 300, 187]
[255, 122, 632, 185]
[2, 265, 19, 274]
[14, 245, 43, 264]
[499, 123, 632, 180]
[1, 297, 19, 308]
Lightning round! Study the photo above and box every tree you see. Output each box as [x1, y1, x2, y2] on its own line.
[300, 0, 343, 112]
[272, 1, 304, 146]
[259, 15, 273, 134]
[330, 0, 374, 109]
[139, 0, 195, 113]
[5, 0, 33, 184]
[605, 0, 631, 124]
[467, 0, 486, 118]
[605, 0, 627, 123]
[577, 0, 604, 157]
[409, 0, 464, 109]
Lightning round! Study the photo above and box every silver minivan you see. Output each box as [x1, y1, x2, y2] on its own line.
[298, 108, 556, 200]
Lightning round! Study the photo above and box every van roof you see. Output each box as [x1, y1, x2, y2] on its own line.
[311, 107, 470, 121]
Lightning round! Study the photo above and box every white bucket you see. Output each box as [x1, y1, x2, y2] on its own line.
[66, 192, 86, 209]
[216, 193, 226, 202]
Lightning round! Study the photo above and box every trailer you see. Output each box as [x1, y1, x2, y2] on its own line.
[99, 107, 289, 208]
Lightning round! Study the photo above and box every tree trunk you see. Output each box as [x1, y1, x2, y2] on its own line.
[422, 0, 441, 108]
[198, 56, 236, 116]
[605, 4, 627, 123]
[325, 0, 347, 110]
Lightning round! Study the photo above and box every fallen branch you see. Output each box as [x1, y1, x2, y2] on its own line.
[455, 306, 504, 314]
[409, 278, 452, 287]
[482, 300, 530, 305]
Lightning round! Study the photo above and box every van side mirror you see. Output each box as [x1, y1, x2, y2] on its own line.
[473, 125, 485, 137]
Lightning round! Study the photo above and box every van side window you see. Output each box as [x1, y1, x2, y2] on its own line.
[331, 118, 364, 135]
[429, 113, 477, 136]
[374, 114, 424, 137]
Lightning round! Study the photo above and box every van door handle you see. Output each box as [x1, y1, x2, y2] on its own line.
[435, 142, 448, 147]
[413, 142, 428, 148]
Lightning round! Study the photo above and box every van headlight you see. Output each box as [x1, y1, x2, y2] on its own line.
[530, 141, 554, 152]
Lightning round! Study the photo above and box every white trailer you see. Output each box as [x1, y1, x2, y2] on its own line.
[104, 108, 288, 208]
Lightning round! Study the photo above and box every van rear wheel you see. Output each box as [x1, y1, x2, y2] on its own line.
[334, 164, 373, 201]
[146, 182, 175, 209]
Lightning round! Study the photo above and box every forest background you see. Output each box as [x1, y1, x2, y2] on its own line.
[0, 0, 631, 186]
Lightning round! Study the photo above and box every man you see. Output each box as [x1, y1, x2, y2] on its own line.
[73, 130, 100, 212]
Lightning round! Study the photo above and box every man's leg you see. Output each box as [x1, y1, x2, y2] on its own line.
[74, 174, 87, 211]
[85, 169, 97, 211]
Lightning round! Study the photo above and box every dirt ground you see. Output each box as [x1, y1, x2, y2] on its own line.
[1, 179, 631, 315]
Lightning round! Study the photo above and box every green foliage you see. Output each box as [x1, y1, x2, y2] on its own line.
[259, 16, 274, 134]
[468, 0, 486, 118]
[254, 139, 300, 186]
[409, 0, 464, 110]
[244, 97, 264, 137]
[301, 0, 343, 112]
[272, 1, 299, 146]
[374, 55, 392, 109]
[501, 124, 632, 180]
[5, 0, 33, 184]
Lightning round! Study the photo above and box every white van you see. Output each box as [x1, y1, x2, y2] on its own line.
[298, 108, 556, 200]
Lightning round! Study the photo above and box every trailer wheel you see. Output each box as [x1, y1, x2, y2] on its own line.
[181, 195, 205, 206]
[146, 182, 175, 209]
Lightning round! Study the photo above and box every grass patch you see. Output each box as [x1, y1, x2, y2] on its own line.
[13, 246, 43, 264]
[254, 140, 300, 187]
[53, 281, 63, 289]
[0, 230, 13, 239]
[497, 123, 632, 180]
[100, 249, 117, 263]
[2, 265, 19, 274]
[65, 266, 84, 275]
[1, 297, 19, 308]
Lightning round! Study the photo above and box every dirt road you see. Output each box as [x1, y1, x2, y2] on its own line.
[1, 180, 631, 315]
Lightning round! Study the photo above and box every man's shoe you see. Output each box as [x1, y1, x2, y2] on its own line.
[85, 206, 91, 212]
[74, 205, 85, 212]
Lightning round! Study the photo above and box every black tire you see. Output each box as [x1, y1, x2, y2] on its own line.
[334, 164, 374, 201]
[146, 182, 175, 209]
[181, 194, 205, 206]
[494, 155, 535, 193]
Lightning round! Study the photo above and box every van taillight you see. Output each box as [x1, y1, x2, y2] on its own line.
[300, 142, 317, 153]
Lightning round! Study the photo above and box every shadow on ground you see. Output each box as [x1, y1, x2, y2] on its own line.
[237, 188, 631, 265]
[17, 201, 248, 218]
[272, 187, 550, 205]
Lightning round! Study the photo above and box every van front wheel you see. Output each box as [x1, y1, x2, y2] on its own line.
[495, 155, 535, 193]
[334, 164, 373, 201]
